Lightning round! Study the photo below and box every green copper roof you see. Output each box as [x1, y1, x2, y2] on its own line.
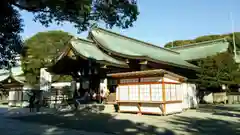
[11, 66, 24, 76]
[0, 69, 9, 82]
[0, 66, 25, 83]
[70, 37, 128, 68]
[170, 38, 229, 61]
[90, 27, 198, 69]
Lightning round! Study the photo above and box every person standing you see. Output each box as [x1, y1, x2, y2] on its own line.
[29, 92, 35, 112]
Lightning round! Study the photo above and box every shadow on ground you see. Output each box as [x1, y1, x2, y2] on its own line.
[7, 104, 240, 135]
[197, 104, 240, 118]
[0, 106, 8, 114]
[9, 105, 176, 135]
[198, 104, 240, 112]
[167, 115, 240, 135]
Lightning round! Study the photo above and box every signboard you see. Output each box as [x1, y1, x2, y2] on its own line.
[40, 68, 52, 91]
[140, 77, 162, 82]
[120, 78, 138, 84]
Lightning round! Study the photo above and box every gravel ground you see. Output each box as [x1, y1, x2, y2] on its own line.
[1, 105, 240, 135]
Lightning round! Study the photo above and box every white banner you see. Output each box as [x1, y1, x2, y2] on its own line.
[40, 68, 52, 91]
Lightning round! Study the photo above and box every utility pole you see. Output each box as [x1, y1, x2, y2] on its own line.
[230, 11, 237, 60]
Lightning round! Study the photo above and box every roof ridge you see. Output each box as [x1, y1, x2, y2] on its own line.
[92, 27, 180, 54]
[170, 38, 227, 50]
[58, 36, 95, 59]
[71, 36, 95, 45]
[70, 37, 97, 47]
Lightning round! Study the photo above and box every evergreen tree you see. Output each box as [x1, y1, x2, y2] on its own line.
[21, 31, 73, 85]
[1, 0, 139, 67]
[197, 52, 239, 91]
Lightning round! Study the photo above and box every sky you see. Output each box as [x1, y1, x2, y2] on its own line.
[20, 0, 240, 47]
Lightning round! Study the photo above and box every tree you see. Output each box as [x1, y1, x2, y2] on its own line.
[0, 1, 23, 68]
[1, 0, 139, 67]
[164, 32, 240, 49]
[21, 31, 73, 85]
[197, 52, 239, 91]
[163, 32, 240, 91]
[164, 40, 195, 48]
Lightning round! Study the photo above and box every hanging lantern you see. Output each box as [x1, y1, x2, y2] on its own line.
[77, 71, 81, 76]
[94, 68, 98, 74]
[222, 84, 226, 90]
[8, 79, 11, 83]
[89, 69, 92, 75]
[125, 59, 129, 63]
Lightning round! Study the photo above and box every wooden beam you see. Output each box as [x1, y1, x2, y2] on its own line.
[179, 78, 185, 82]
[66, 49, 77, 60]
[67, 49, 74, 57]
[162, 77, 166, 115]
[139, 60, 148, 65]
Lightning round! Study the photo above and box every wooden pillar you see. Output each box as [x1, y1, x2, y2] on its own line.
[21, 89, 23, 107]
[137, 103, 142, 115]
[99, 77, 107, 103]
[117, 79, 120, 101]
[128, 85, 130, 100]
[117, 79, 120, 113]
[150, 84, 152, 101]
[55, 89, 57, 108]
[79, 78, 84, 97]
[96, 78, 101, 103]
[162, 77, 166, 115]
[137, 78, 142, 115]
[138, 78, 140, 101]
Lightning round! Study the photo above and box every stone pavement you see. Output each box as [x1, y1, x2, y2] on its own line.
[0, 105, 239, 135]
[0, 117, 115, 135]
[0, 106, 113, 135]
[0, 115, 115, 135]
[0, 117, 116, 135]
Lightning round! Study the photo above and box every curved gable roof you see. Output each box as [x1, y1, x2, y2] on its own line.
[89, 27, 198, 69]
[170, 38, 230, 61]
[0, 66, 25, 83]
[60, 37, 128, 68]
